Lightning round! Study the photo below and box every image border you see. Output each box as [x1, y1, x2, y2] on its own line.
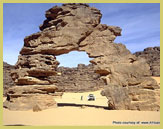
[0, 0, 161, 128]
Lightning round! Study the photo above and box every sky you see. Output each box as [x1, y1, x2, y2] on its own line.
[3, 3, 160, 67]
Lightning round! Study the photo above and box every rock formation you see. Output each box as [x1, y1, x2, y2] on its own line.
[50, 64, 106, 92]
[134, 47, 160, 76]
[3, 85, 63, 111]
[4, 3, 160, 111]
[3, 62, 15, 96]
[101, 79, 160, 111]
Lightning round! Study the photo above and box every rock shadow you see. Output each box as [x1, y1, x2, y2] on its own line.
[4, 124, 28, 126]
[57, 103, 109, 110]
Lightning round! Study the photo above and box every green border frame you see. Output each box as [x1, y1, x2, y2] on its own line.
[0, 0, 161, 128]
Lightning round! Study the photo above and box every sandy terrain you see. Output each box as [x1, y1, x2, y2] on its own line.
[55, 90, 108, 107]
[3, 107, 160, 126]
[152, 77, 160, 85]
[3, 77, 160, 126]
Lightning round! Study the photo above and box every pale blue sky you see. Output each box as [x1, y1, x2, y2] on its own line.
[3, 3, 160, 67]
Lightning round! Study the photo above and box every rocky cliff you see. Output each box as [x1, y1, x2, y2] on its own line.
[50, 64, 106, 92]
[3, 62, 15, 96]
[134, 47, 160, 76]
[4, 3, 160, 111]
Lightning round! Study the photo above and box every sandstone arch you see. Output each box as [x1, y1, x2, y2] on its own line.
[4, 3, 160, 111]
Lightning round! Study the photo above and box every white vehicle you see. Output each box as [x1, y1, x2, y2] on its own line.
[87, 94, 95, 101]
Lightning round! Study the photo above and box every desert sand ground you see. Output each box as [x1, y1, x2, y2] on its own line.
[152, 76, 160, 85]
[3, 77, 160, 126]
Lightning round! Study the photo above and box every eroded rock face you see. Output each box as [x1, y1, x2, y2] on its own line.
[134, 47, 160, 76]
[3, 62, 15, 96]
[101, 85, 131, 110]
[101, 77, 160, 111]
[4, 94, 57, 111]
[3, 85, 63, 111]
[8, 3, 159, 111]
[13, 3, 151, 88]
[49, 64, 106, 92]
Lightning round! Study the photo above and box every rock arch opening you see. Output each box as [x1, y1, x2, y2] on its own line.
[51, 50, 106, 93]
[56, 51, 93, 68]
[54, 51, 108, 108]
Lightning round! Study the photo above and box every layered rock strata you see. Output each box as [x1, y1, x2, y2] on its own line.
[4, 3, 160, 111]
[3, 85, 64, 111]
[101, 78, 160, 111]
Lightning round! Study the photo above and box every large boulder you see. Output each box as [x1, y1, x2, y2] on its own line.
[101, 77, 160, 111]
[101, 85, 131, 110]
[3, 85, 63, 111]
[4, 94, 57, 111]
